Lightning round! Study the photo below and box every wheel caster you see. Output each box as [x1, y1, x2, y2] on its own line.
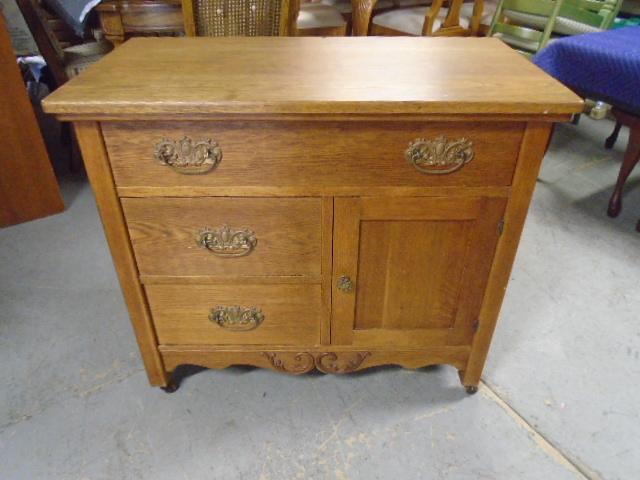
[465, 385, 478, 395]
[161, 381, 179, 393]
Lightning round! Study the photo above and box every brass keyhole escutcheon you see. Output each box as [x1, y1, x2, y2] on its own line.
[337, 275, 354, 293]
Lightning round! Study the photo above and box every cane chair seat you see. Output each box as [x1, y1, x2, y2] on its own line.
[320, 0, 394, 14]
[372, 5, 467, 35]
[460, 0, 498, 30]
[297, 2, 347, 30]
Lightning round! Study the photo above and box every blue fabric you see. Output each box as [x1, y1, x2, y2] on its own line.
[534, 27, 640, 115]
[44, 0, 101, 37]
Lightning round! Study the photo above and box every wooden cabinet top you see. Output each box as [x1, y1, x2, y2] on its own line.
[43, 37, 582, 119]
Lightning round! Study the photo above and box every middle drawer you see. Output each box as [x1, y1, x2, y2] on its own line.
[122, 197, 322, 278]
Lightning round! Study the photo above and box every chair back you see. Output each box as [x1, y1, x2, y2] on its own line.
[16, 0, 76, 86]
[182, 0, 299, 36]
[560, 0, 621, 30]
[489, 0, 563, 57]
[421, 0, 485, 36]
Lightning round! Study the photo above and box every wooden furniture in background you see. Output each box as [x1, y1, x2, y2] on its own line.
[0, 8, 63, 227]
[181, 0, 299, 36]
[97, 0, 184, 47]
[297, 1, 347, 36]
[16, 0, 112, 88]
[488, 0, 562, 57]
[43, 37, 582, 392]
[370, 0, 486, 36]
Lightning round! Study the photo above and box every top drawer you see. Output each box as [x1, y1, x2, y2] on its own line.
[103, 121, 524, 190]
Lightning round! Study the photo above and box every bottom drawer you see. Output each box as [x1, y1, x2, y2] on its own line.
[146, 284, 322, 345]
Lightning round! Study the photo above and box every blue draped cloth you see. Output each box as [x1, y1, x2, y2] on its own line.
[534, 27, 640, 115]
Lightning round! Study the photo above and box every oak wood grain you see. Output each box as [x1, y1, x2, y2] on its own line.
[42, 37, 583, 117]
[332, 195, 506, 348]
[461, 122, 553, 388]
[147, 284, 322, 345]
[104, 121, 524, 188]
[73, 122, 168, 386]
[121, 197, 322, 277]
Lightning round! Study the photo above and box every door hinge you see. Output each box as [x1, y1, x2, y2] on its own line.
[498, 219, 505, 235]
[472, 320, 480, 333]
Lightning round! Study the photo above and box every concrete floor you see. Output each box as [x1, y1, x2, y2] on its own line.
[1, 117, 639, 479]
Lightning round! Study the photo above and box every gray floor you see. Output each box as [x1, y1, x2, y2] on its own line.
[1, 117, 639, 479]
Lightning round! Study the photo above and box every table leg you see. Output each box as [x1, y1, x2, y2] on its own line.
[607, 112, 640, 218]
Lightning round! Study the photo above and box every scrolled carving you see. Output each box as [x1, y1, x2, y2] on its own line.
[198, 225, 257, 257]
[316, 352, 371, 374]
[261, 352, 371, 375]
[210, 306, 264, 331]
[262, 352, 315, 374]
[154, 136, 222, 174]
[405, 135, 474, 175]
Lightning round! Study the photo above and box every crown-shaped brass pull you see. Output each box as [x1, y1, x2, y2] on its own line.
[154, 136, 222, 174]
[198, 226, 257, 257]
[210, 306, 264, 331]
[405, 135, 474, 175]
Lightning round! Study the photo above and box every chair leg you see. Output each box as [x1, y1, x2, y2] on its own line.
[607, 123, 640, 218]
[605, 121, 622, 150]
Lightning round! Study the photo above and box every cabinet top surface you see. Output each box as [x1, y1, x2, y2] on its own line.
[43, 37, 582, 118]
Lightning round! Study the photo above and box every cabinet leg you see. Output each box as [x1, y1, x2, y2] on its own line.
[458, 369, 479, 395]
[159, 365, 208, 393]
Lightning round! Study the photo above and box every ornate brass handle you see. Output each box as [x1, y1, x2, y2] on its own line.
[405, 135, 474, 175]
[198, 225, 257, 257]
[154, 136, 222, 174]
[337, 275, 354, 293]
[209, 305, 264, 331]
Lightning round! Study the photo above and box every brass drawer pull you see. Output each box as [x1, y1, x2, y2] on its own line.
[337, 275, 354, 293]
[405, 135, 474, 175]
[210, 305, 264, 331]
[154, 136, 222, 174]
[198, 225, 257, 257]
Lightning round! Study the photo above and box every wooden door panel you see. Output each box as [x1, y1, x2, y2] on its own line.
[332, 196, 507, 347]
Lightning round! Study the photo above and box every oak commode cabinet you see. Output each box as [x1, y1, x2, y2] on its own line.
[43, 37, 582, 393]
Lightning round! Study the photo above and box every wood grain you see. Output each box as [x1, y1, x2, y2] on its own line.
[147, 284, 322, 345]
[0, 11, 64, 227]
[332, 195, 506, 348]
[104, 121, 524, 188]
[41, 37, 583, 117]
[160, 345, 472, 372]
[462, 122, 553, 388]
[73, 122, 168, 386]
[121, 197, 322, 277]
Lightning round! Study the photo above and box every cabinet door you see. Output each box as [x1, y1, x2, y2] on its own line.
[332, 196, 507, 347]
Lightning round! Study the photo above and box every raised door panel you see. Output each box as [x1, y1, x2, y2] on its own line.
[332, 196, 507, 347]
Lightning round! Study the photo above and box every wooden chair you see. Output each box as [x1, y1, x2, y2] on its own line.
[507, 0, 620, 37]
[181, 0, 300, 35]
[488, 0, 562, 57]
[321, 0, 396, 35]
[16, 0, 112, 88]
[297, 1, 347, 36]
[97, 0, 185, 47]
[460, 0, 499, 34]
[16, 0, 112, 171]
[369, 0, 486, 37]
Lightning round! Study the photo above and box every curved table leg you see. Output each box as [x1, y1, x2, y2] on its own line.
[605, 121, 622, 149]
[607, 120, 640, 218]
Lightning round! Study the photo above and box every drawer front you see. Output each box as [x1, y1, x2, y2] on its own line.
[122, 197, 322, 277]
[146, 284, 322, 345]
[104, 121, 524, 189]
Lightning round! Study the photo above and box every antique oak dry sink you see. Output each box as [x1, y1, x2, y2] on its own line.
[43, 37, 582, 393]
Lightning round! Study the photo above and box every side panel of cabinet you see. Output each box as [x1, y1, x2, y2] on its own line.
[332, 196, 507, 348]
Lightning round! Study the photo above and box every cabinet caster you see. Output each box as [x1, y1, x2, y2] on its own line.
[161, 381, 179, 393]
[465, 385, 478, 395]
